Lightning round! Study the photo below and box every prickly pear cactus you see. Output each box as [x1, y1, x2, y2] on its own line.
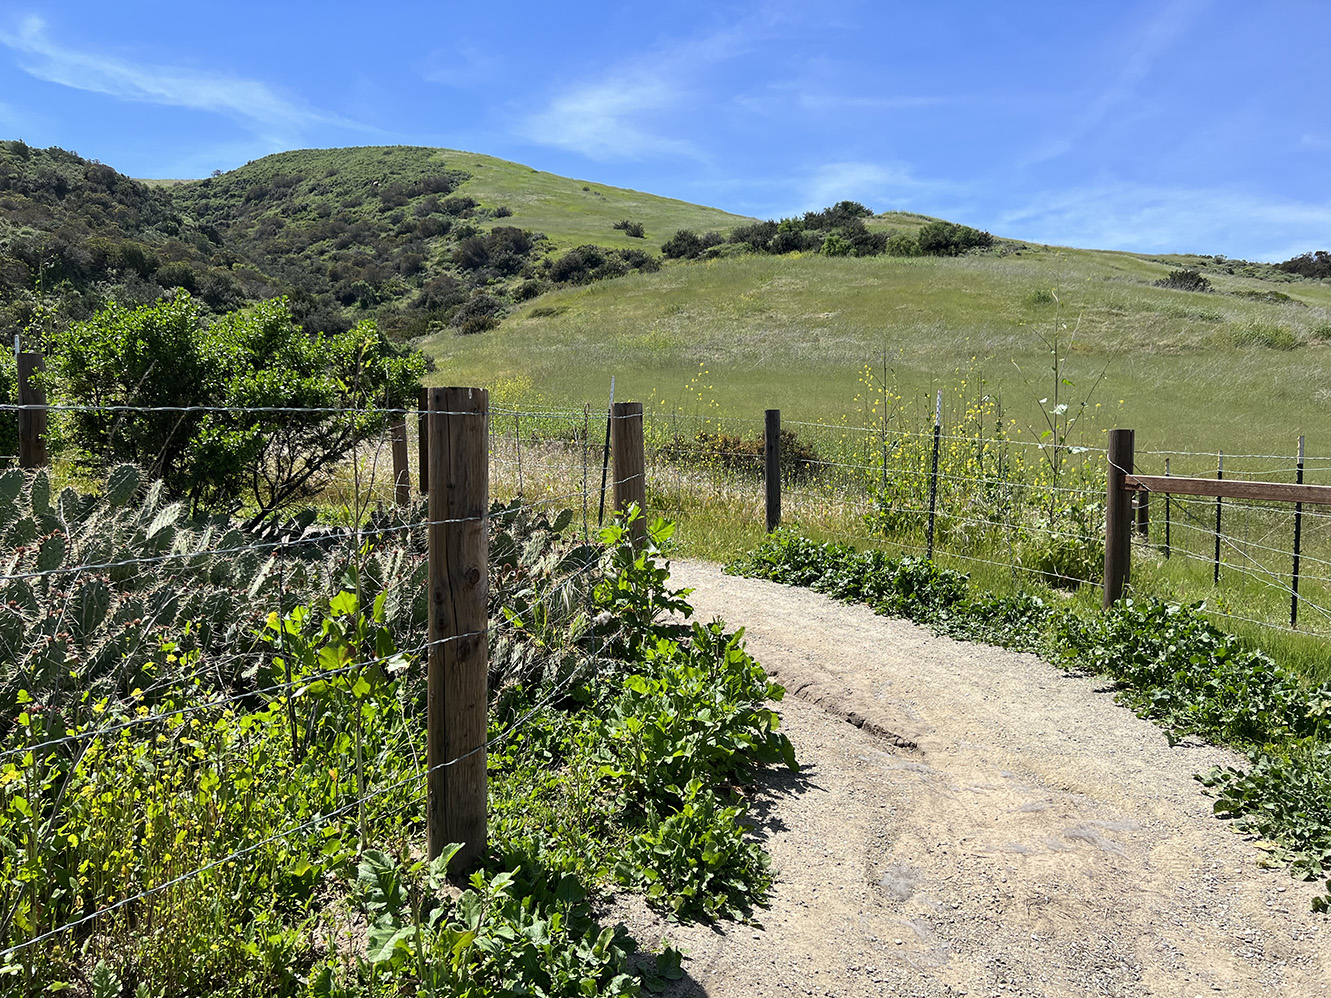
[0, 466, 433, 732]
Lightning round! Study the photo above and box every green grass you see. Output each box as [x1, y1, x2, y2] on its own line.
[443, 150, 755, 254]
[424, 248, 1331, 462]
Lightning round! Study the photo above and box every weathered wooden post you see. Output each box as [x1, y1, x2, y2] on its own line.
[926, 390, 942, 560]
[426, 386, 489, 871]
[17, 352, 48, 469]
[1214, 452, 1223, 585]
[611, 401, 646, 544]
[417, 387, 429, 495]
[1103, 428, 1134, 608]
[391, 418, 410, 506]
[765, 408, 781, 533]
[1292, 435, 1305, 628]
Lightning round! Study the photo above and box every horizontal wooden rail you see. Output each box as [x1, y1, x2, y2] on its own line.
[1124, 474, 1331, 507]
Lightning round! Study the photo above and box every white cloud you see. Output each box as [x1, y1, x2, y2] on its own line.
[518, 14, 771, 162]
[999, 182, 1331, 261]
[522, 77, 702, 161]
[799, 161, 964, 215]
[0, 15, 367, 135]
[1019, 0, 1209, 168]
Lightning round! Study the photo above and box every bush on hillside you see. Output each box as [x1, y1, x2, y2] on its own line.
[916, 221, 993, 256]
[885, 233, 921, 256]
[545, 244, 660, 285]
[1276, 250, 1331, 279]
[451, 293, 505, 334]
[1155, 268, 1212, 292]
[662, 229, 722, 259]
[613, 219, 646, 238]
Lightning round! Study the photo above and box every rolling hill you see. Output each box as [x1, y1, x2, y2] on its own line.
[3, 139, 1330, 458]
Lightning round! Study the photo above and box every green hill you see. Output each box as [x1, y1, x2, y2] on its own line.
[423, 242, 1331, 459]
[4, 138, 1330, 458]
[165, 145, 755, 339]
[1, 142, 755, 342]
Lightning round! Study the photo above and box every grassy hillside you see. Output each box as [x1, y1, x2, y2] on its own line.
[165, 145, 754, 339]
[424, 243, 1331, 460]
[2, 142, 756, 343]
[437, 150, 753, 252]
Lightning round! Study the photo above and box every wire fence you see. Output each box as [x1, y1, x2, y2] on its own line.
[637, 408, 1331, 641]
[3, 393, 1329, 968]
[0, 399, 637, 971]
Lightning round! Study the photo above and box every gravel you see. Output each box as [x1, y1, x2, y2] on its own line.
[607, 560, 1331, 998]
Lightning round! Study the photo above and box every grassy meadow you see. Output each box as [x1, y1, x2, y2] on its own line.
[423, 238, 1331, 672]
[423, 244, 1331, 461]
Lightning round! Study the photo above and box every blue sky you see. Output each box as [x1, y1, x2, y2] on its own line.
[0, 1, 1327, 261]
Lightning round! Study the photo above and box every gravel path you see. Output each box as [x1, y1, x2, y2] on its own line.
[612, 560, 1331, 998]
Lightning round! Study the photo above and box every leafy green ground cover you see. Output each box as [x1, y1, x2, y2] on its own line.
[727, 530, 1331, 911]
[0, 462, 796, 996]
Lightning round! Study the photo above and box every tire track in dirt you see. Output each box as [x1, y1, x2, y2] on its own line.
[610, 561, 1331, 998]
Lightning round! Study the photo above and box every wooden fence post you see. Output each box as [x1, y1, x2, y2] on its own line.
[1163, 458, 1171, 558]
[417, 387, 429, 495]
[391, 418, 410, 506]
[426, 386, 489, 871]
[611, 401, 646, 544]
[17, 352, 48, 469]
[1135, 486, 1149, 539]
[1103, 428, 1134, 608]
[926, 390, 942, 560]
[1292, 435, 1305, 628]
[765, 409, 781, 533]
[1214, 452, 1223, 585]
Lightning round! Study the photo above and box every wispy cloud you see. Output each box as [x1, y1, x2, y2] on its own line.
[999, 182, 1331, 261]
[523, 77, 703, 161]
[0, 15, 367, 135]
[519, 14, 773, 161]
[800, 161, 961, 213]
[420, 45, 499, 89]
[1019, 0, 1210, 168]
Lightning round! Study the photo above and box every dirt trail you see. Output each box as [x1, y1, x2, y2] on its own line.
[612, 560, 1331, 998]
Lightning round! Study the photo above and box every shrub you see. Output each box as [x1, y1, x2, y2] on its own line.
[546, 245, 654, 285]
[49, 293, 425, 519]
[885, 233, 920, 256]
[1155, 268, 1212, 292]
[729, 220, 779, 251]
[1276, 249, 1331, 279]
[441, 195, 478, 216]
[821, 233, 853, 257]
[451, 293, 505, 333]
[514, 278, 550, 302]
[612, 219, 645, 238]
[662, 229, 704, 259]
[660, 428, 821, 481]
[916, 221, 993, 256]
